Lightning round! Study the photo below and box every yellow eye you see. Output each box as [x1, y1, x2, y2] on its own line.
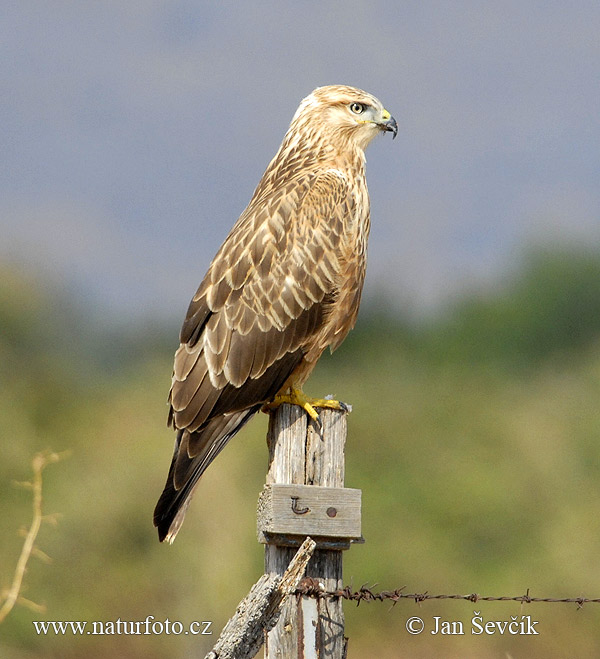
[350, 102, 365, 115]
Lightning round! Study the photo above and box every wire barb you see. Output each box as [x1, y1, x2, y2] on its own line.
[295, 579, 600, 609]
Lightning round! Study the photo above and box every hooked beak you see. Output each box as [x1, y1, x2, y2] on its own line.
[381, 113, 398, 139]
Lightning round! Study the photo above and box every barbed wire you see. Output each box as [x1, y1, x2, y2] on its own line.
[295, 578, 600, 609]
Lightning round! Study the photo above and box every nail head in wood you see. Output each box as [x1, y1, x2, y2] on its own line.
[257, 484, 361, 547]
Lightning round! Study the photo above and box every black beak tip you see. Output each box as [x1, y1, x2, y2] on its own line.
[386, 116, 398, 139]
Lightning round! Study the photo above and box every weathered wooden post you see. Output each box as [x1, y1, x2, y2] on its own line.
[258, 403, 362, 658]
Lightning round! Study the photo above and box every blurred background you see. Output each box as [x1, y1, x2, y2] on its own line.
[1, 2, 599, 657]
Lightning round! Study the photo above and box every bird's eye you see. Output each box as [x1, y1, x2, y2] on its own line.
[350, 102, 365, 115]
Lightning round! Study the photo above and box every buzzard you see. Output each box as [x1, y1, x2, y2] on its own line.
[154, 85, 397, 542]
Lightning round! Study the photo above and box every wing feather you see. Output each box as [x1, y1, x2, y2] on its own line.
[206, 276, 232, 310]
[224, 331, 255, 386]
[173, 343, 200, 381]
[170, 359, 208, 412]
[204, 313, 230, 357]
[249, 324, 270, 379]
[179, 298, 211, 346]
[186, 381, 222, 433]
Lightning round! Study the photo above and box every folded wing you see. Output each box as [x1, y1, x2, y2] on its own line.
[154, 170, 355, 542]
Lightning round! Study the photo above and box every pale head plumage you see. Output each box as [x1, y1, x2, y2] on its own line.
[154, 85, 396, 542]
[289, 85, 397, 152]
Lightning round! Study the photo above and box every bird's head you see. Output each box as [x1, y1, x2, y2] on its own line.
[292, 85, 398, 152]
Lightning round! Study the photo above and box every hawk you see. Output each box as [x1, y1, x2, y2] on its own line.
[154, 85, 397, 542]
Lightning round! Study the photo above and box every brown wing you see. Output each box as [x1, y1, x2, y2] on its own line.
[154, 170, 358, 542]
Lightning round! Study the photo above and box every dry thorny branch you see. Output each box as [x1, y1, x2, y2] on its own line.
[296, 578, 600, 610]
[0, 450, 67, 624]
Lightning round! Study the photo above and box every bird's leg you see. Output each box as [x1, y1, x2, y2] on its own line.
[263, 388, 350, 423]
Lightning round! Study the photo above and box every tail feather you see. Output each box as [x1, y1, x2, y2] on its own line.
[153, 406, 259, 543]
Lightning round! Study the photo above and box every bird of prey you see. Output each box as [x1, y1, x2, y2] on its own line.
[154, 85, 397, 542]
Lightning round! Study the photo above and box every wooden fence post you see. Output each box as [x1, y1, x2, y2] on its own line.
[258, 403, 362, 658]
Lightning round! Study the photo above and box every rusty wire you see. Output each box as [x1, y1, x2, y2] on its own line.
[295, 578, 600, 609]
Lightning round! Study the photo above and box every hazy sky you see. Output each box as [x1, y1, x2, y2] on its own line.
[2, 2, 599, 321]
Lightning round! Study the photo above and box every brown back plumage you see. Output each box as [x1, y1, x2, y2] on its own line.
[154, 85, 397, 542]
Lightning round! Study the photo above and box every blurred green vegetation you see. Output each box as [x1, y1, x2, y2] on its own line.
[2, 247, 600, 658]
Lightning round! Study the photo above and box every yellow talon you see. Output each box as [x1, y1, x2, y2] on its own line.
[263, 388, 349, 422]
